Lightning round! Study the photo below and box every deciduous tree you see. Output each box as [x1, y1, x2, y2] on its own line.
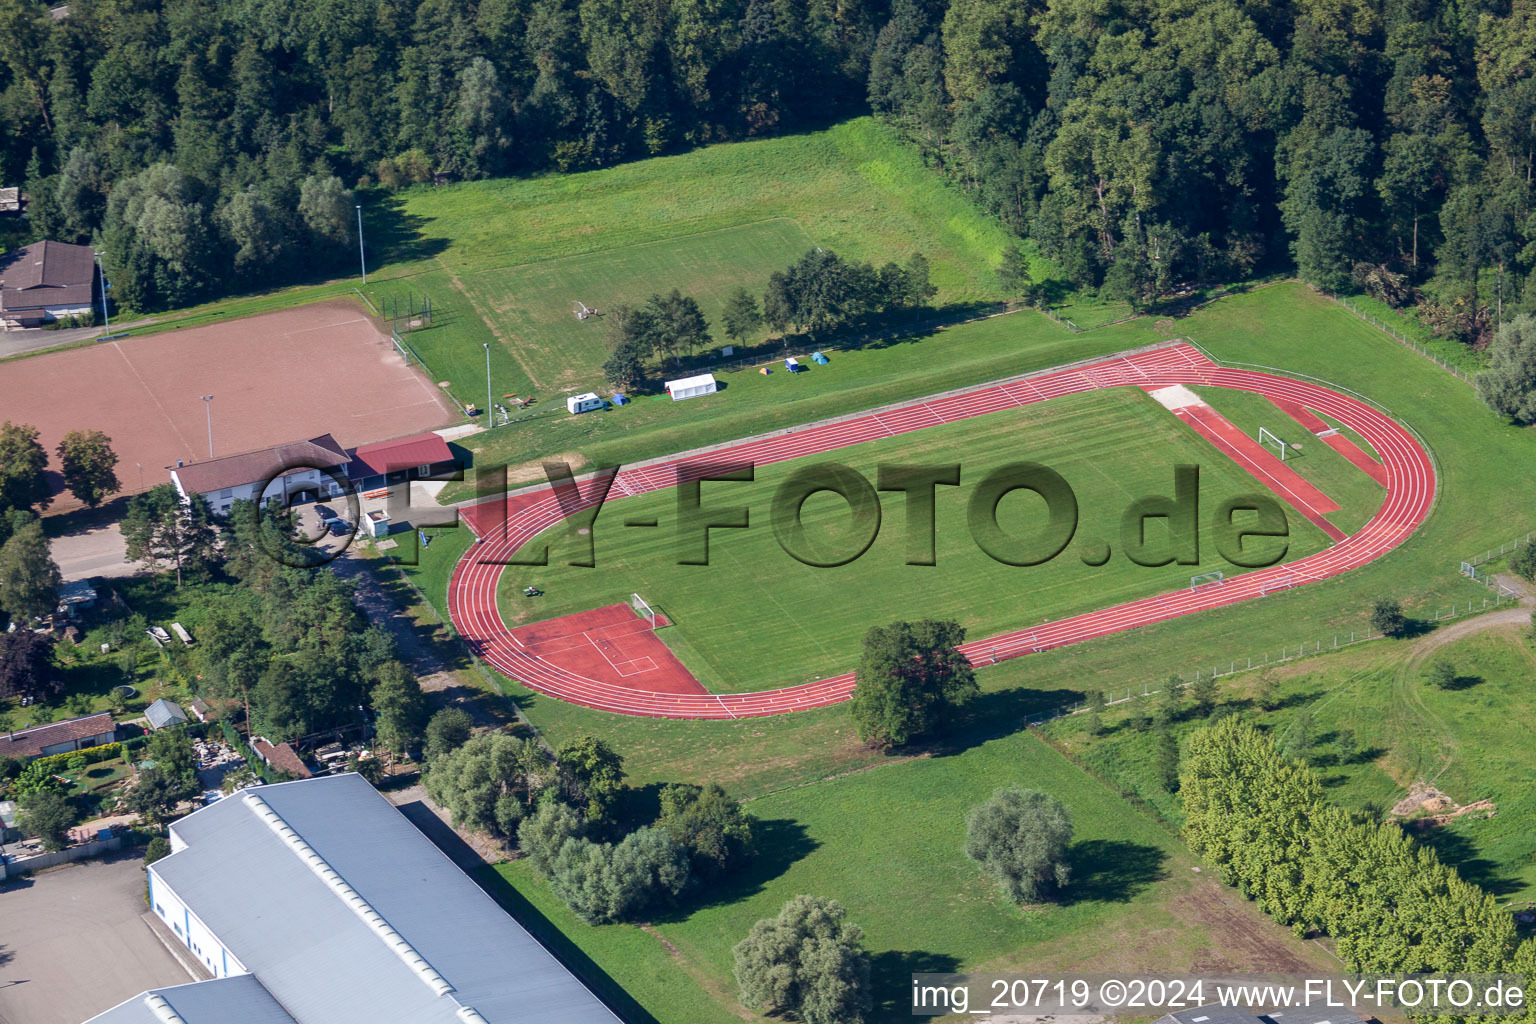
[849, 618, 977, 749]
[963, 786, 1073, 904]
[0, 421, 50, 514]
[733, 895, 872, 1024]
[0, 519, 61, 623]
[55, 430, 119, 508]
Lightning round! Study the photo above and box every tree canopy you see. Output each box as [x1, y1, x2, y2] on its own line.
[732, 895, 873, 1024]
[963, 786, 1074, 904]
[849, 618, 977, 749]
[0, 517, 61, 623]
[55, 429, 120, 508]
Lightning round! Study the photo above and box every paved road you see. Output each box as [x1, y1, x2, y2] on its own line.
[50, 522, 134, 582]
[0, 319, 157, 360]
[0, 854, 192, 1024]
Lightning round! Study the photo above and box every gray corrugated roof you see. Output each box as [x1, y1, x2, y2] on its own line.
[151, 773, 622, 1024]
[145, 698, 188, 730]
[84, 976, 297, 1024]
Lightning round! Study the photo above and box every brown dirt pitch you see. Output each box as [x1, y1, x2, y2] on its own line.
[0, 300, 457, 509]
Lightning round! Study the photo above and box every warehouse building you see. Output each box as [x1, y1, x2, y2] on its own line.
[85, 773, 622, 1024]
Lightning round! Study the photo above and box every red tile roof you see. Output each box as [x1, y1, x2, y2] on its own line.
[0, 712, 115, 760]
[347, 433, 453, 478]
[251, 737, 312, 779]
[0, 240, 95, 310]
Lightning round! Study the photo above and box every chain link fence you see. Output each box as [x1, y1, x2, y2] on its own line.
[1327, 293, 1479, 383]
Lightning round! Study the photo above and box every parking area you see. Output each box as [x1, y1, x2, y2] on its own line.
[0, 854, 192, 1024]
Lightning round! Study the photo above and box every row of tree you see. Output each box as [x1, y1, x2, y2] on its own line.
[422, 727, 759, 924]
[601, 248, 937, 390]
[1, 0, 884, 309]
[869, 0, 1536, 335]
[1181, 717, 1533, 980]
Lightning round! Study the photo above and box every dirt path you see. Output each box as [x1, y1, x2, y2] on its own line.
[330, 548, 510, 730]
[1410, 606, 1531, 662]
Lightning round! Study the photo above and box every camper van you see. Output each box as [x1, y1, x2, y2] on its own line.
[565, 392, 606, 415]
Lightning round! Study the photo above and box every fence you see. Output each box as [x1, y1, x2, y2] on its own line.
[1464, 531, 1534, 569]
[1016, 582, 1523, 727]
[0, 835, 126, 879]
[1327, 294, 1478, 384]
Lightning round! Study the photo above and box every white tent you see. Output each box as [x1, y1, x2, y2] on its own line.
[665, 373, 718, 401]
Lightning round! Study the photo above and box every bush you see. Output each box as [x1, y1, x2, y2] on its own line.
[1425, 659, 1457, 689]
[423, 707, 473, 763]
[547, 827, 690, 924]
[964, 786, 1073, 904]
[733, 895, 872, 1024]
[144, 835, 171, 866]
[518, 799, 584, 874]
[1369, 598, 1408, 638]
[1509, 544, 1536, 583]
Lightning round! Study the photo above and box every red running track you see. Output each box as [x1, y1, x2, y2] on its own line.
[448, 343, 1435, 719]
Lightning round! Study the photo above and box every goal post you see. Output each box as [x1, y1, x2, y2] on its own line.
[1190, 571, 1224, 590]
[630, 593, 658, 628]
[1257, 426, 1289, 461]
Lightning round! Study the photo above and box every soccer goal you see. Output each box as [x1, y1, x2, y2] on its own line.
[1190, 571, 1224, 590]
[1257, 426, 1289, 461]
[631, 593, 658, 628]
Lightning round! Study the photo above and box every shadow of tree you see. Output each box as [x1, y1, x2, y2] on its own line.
[362, 192, 450, 268]
[1411, 827, 1523, 897]
[920, 685, 1084, 758]
[650, 817, 819, 922]
[471, 865, 661, 1024]
[870, 949, 963, 1020]
[1061, 839, 1167, 905]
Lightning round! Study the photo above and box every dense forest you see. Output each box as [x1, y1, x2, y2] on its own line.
[1, 0, 1533, 344]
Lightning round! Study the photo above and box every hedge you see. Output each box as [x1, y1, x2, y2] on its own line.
[31, 742, 124, 775]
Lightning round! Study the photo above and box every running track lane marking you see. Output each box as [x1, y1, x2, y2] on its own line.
[446, 342, 1434, 719]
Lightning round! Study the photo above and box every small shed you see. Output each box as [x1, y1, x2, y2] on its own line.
[664, 373, 718, 401]
[566, 392, 605, 415]
[145, 698, 189, 731]
[365, 509, 392, 538]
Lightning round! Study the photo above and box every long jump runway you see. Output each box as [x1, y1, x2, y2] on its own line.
[448, 342, 1435, 719]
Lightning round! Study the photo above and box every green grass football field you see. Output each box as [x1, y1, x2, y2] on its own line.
[454, 218, 817, 389]
[359, 118, 1132, 410]
[492, 388, 1333, 693]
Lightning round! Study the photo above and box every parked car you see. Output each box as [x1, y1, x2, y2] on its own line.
[328, 520, 353, 537]
[314, 505, 339, 522]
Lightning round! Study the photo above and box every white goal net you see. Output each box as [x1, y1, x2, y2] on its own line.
[1257, 426, 1289, 461]
[631, 593, 657, 628]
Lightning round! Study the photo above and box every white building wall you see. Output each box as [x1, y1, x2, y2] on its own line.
[174, 469, 347, 516]
[148, 864, 248, 979]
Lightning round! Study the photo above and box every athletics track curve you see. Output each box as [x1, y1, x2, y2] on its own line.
[447, 343, 1435, 719]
